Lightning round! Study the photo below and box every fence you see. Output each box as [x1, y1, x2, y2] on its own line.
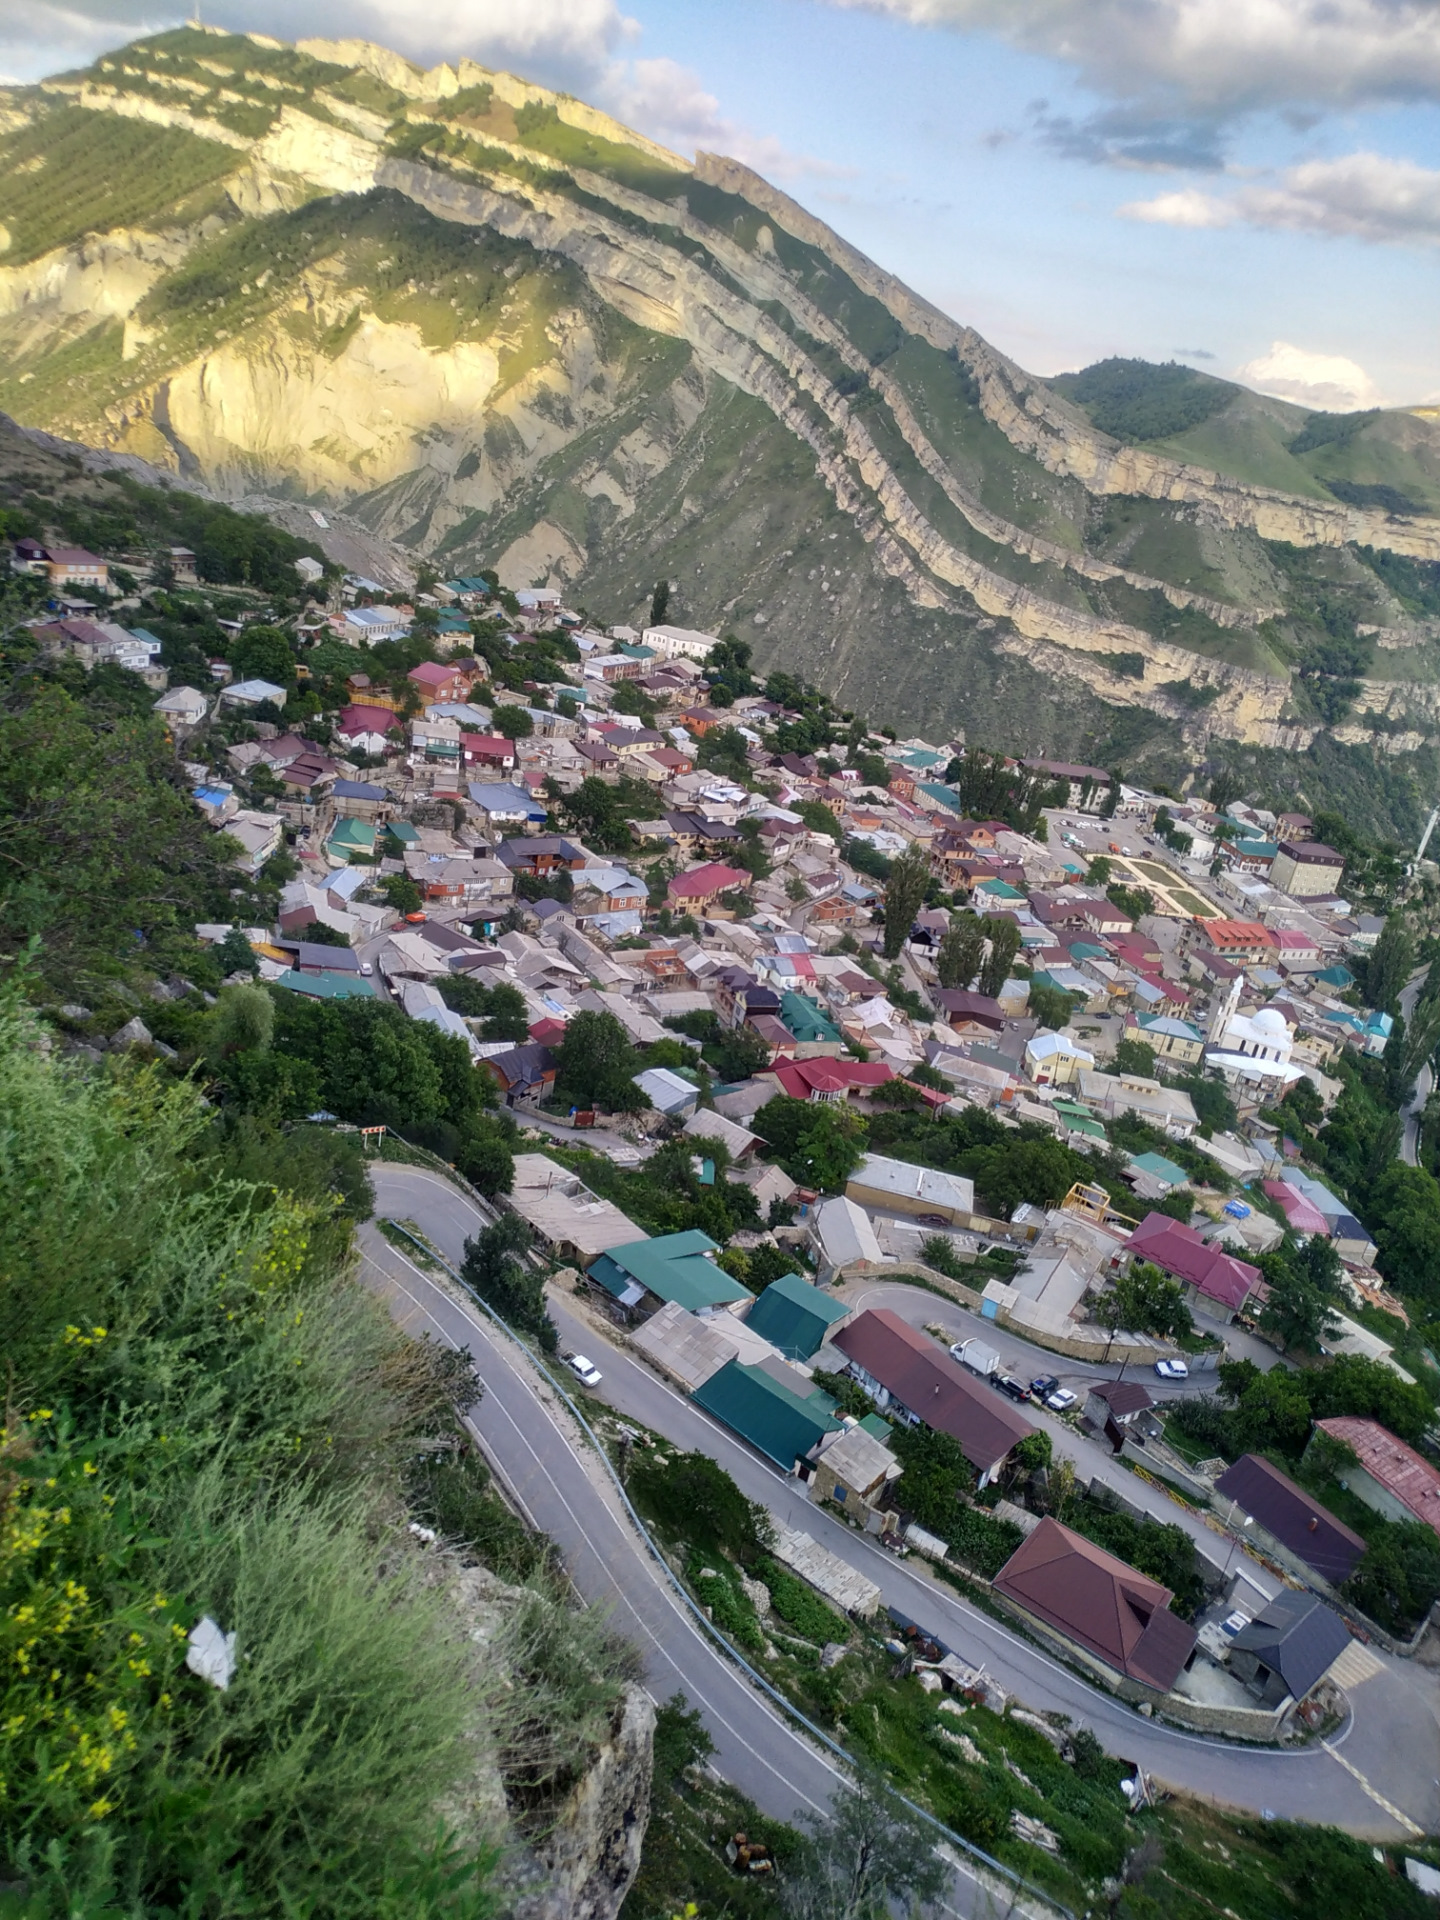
[376, 1218, 1074, 1920]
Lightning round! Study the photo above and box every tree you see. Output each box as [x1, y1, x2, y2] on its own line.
[552, 1009, 646, 1112]
[977, 914, 1021, 998]
[216, 926, 258, 976]
[455, 1118, 516, 1198]
[1364, 911, 1415, 1014]
[229, 623, 295, 686]
[1092, 1259, 1192, 1340]
[751, 1095, 868, 1191]
[381, 874, 423, 915]
[1207, 768, 1245, 812]
[206, 981, 274, 1064]
[1258, 1255, 1341, 1355]
[1029, 982, 1080, 1031]
[1114, 1036, 1157, 1077]
[1087, 855, 1113, 886]
[712, 1023, 770, 1083]
[462, 1213, 556, 1350]
[881, 844, 931, 961]
[795, 799, 841, 841]
[629, 1450, 770, 1561]
[935, 912, 985, 992]
[491, 703, 533, 739]
[649, 578, 670, 626]
[779, 1767, 948, 1920]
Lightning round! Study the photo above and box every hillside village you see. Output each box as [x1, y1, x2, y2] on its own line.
[11, 506, 1440, 1774]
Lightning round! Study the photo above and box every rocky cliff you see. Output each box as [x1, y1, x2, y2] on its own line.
[3, 24, 1439, 779]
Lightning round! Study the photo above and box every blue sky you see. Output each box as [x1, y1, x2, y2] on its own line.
[8, 0, 1439, 406]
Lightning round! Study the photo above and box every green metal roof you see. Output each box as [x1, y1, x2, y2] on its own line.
[385, 821, 421, 848]
[915, 781, 964, 813]
[858, 1411, 893, 1442]
[587, 1230, 749, 1312]
[778, 990, 840, 1043]
[744, 1271, 848, 1362]
[975, 878, 1025, 900]
[1131, 1151, 1188, 1187]
[691, 1359, 841, 1470]
[274, 970, 380, 1001]
[327, 818, 375, 849]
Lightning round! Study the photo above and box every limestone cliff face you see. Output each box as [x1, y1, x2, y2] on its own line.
[5, 27, 1440, 765]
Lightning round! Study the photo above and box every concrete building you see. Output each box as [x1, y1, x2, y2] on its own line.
[844, 1153, 975, 1224]
[505, 1153, 643, 1267]
[1271, 842, 1346, 899]
[807, 1422, 902, 1530]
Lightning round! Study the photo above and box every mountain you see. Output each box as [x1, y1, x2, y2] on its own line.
[4, 26, 1440, 813]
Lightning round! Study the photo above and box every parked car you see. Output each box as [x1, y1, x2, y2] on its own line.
[1154, 1358, 1189, 1381]
[1044, 1388, 1078, 1412]
[563, 1352, 603, 1388]
[1029, 1374, 1060, 1399]
[994, 1374, 1029, 1402]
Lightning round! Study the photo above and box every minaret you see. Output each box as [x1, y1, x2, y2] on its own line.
[1209, 971, 1242, 1047]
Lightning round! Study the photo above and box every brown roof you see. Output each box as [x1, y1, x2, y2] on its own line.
[993, 1516, 1197, 1690]
[830, 1309, 1031, 1475]
[1089, 1379, 1155, 1419]
[1315, 1418, 1440, 1541]
[1214, 1454, 1365, 1584]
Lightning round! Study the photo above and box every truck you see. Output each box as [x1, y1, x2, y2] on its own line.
[949, 1336, 1000, 1379]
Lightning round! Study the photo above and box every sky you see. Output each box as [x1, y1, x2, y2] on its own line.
[5, 0, 1439, 408]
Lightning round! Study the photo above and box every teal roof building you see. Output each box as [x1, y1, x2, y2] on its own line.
[778, 990, 840, 1044]
[588, 1231, 750, 1313]
[745, 1271, 849, 1362]
[692, 1359, 841, 1471]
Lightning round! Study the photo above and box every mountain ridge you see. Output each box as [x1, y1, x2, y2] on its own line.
[4, 25, 1440, 796]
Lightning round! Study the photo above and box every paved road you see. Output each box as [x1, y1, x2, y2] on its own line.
[368, 1163, 1440, 1840]
[1400, 967, 1432, 1168]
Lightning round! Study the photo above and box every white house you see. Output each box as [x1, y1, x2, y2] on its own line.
[342, 605, 408, 645]
[219, 679, 287, 711]
[1206, 1005, 1306, 1089]
[641, 624, 721, 662]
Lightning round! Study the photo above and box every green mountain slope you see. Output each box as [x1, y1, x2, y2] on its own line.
[4, 25, 1440, 788]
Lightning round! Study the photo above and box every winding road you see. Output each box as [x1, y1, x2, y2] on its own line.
[1401, 966, 1433, 1168]
[363, 1162, 1440, 1845]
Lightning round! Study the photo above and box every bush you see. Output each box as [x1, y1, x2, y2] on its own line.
[752, 1558, 847, 1643]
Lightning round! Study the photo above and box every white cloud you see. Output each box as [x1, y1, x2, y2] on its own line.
[834, 1, 1440, 118]
[4, 1, 637, 94]
[1121, 150, 1440, 245]
[1120, 186, 1235, 227]
[1237, 340, 1382, 410]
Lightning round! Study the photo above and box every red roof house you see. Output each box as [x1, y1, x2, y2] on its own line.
[1126, 1212, 1262, 1319]
[1313, 1418, 1440, 1541]
[667, 861, 751, 908]
[768, 1057, 895, 1103]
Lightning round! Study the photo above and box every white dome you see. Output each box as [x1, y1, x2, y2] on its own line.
[1251, 1007, 1288, 1034]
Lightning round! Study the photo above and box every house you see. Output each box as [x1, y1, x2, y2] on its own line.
[1271, 841, 1346, 899]
[932, 989, 1005, 1035]
[587, 1231, 752, 1318]
[845, 1153, 974, 1224]
[807, 1422, 903, 1530]
[1213, 1455, 1366, 1585]
[498, 835, 585, 874]
[1075, 1069, 1198, 1139]
[1227, 1591, 1351, 1708]
[335, 704, 401, 755]
[1022, 759, 1111, 809]
[1309, 1418, 1440, 1541]
[692, 1360, 841, 1472]
[1126, 1212, 1261, 1322]
[1190, 920, 1275, 965]
[632, 1066, 700, 1117]
[461, 733, 517, 773]
[1025, 1031, 1095, 1088]
[153, 685, 209, 731]
[330, 778, 388, 821]
[745, 1272, 850, 1363]
[326, 818, 377, 865]
[409, 660, 474, 704]
[1083, 1378, 1155, 1441]
[224, 808, 285, 875]
[219, 678, 287, 711]
[504, 1153, 643, 1265]
[273, 968, 379, 1002]
[640, 623, 720, 662]
[829, 1308, 1033, 1486]
[1132, 1014, 1205, 1066]
[342, 604, 409, 645]
[768, 1057, 894, 1105]
[469, 783, 548, 829]
[485, 1043, 558, 1107]
[294, 553, 324, 585]
[667, 861, 752, 909]
[992, 1517, 1197, 1695]
[811, 1196, 883, 1279]
[40, 545, 109, 589]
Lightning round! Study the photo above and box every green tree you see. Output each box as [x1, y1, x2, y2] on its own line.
[795, 799, 842, 841]
[1087, 855, 1113, 886]
[206, 980, 274, 1063]
[229, 623, 296, 686]
[649, 578, 670, 626]
[629, 1449, 770, 1561]
[491, 703, 533, 739]
[552, 1009, 645, 1112]
[1029, 982, 1080, 1030]
[381, 873, 423, 915]
[712, 1023, 770, 1083]
[779, 1766, 949, 1920]
[216, 926, 259, 976]
[751, 1095, 868, 1191]
[977, 914, 1021, 998]
[1364, 912, 1415, 1014]
[1092, 1260, 1192, 1340]
[935, 912, 985, 992]
[461, 1212, 556, 1350]
[880, 843, 931, 961]
[1114, 1036, 1157, 1077]
[1258, 1252, 1341, 1355]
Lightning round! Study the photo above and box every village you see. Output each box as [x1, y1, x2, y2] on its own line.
[17, 528, 1440, 1756]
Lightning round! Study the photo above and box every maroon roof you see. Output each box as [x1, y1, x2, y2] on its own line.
[1315, 1419, 1440, 1541]
[1214, 1455, 1365, 1584]
[993, 1516, 1197, 1690]
[830, 1309, 1031, 1475]
[1089, 1379, 1154, 1419]
[336, 703, 399, 736]
[1128, 1212, 1260, 1312]
[932, 988, 1005, 1030]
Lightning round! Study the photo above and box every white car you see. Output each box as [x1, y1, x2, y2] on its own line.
[563, 1352, 603, 1388]
[1154, 1358, 1189, 1381]
[1044, 1388, 1078, 1412]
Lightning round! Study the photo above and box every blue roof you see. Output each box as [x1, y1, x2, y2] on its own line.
[332, 779, 385, 800]
[274, 970, 380, 1001]
[468, 782, 547, 818]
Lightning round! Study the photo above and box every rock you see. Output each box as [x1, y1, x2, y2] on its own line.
[153, 1041, 179, 1061]
[110, 1017, 152, 1049]
[740, 1575, 772, 1617]
[915, 1669, 942, 1693]
[938, 1698, 967, 1718]
[59, 1003, 92, 1021]
[1009, 1810, 1061, 1855]
[1009, 1708, 1070, 1752]
[1137, 1701, 1154, 1717]
[819, 1641, 847, 1669]
[1001, 1749, 1037, 1792]
[938, 1728, 985, 1766]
